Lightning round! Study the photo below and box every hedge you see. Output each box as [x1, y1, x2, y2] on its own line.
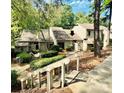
[11, 70, 21, 91]
[17, 52, 32, 63]
[65, 46, 74, 51]
[41, 50, 58, 58]
[32, 49, 39, 54]
[50, 45, 63, 52]
[30, 54, 66, 70]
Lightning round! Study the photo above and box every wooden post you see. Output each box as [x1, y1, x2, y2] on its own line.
[21, 79, 24, 91]
[76, 56, 80, 72]
[83, 40, 87, 51]
[31, 74, 33, 89]
[74, 42, 78, 52]
[66, 64, 69, 74]
[47, 70, 52, 93]
[61, 63, 65, 88]
[38, 72, 41, 88]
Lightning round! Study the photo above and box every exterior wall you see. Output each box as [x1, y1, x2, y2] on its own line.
[103, 30, 110, 49]
[72, 26, 87, 40]
[15, 46, 29, 52]
[30, 43, 35, 50]
[23, 46, 29, 51]
[83, 40, 88, 51]
[49, 27, 58, 45]
[64, 41, 73, 49]
[72, 26, 89, 51]
[86, 30, 103, 44]
[78, 41, 83, 51]
[40, 42, 48, 51]
[87, 38, 94, 44]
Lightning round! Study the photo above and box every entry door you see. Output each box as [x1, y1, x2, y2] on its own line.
[58, 42, 64, 49]
[34, 42, 39, 50]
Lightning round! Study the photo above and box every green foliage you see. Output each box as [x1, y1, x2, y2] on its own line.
[50, 45, 63, 52]
[60, 5, 75, 28]
[32, 49, 40, 54]
[17, 52, 32, 63]
[102, 0, 112, 8]
[88, 0, 112, 27]
[65, 46, 74, 51]
[11, 0, 40, 46]
[75, 12, 93, 24]
[41, 50, 58, 58]
[30, 55, 66, 70]
[11, 70, 21, 90]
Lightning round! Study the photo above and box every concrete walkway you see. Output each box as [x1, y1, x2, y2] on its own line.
[68, 55, 112, 93]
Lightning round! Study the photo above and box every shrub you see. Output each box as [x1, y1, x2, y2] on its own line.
[41, 50, 58, 58]
[109, 39, 112, 46]
[32, 49, 39, 54]
[30, 54, 66, 70]
[66, 46, 74, 51]
[17, 52, 32, 63]
[11, 70, 21, 91]
[88, 44, 103, 52]
[11, 48, 21, 58]
[50, 45, 63, 52]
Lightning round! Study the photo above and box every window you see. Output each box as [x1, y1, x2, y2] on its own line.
[87, 29, 94, 38]
[36, 44, 39, 50]
[88, 31, 91, 36]
[58, 42, 64, 49]
[34, 42, 39, 50]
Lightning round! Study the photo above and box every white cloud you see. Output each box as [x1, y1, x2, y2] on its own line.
[69, 0, 85, 5]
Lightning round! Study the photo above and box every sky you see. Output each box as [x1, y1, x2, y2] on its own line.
[33, 0, 106, 17]
[45, 0, 93, 15]
[64, 0, 92, 15]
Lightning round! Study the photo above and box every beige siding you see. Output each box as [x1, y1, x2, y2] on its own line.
[78, 41, 83, 50]
[40, 43, 48, 51]
[72, 26, 87, 40]
[64, 41, 73, 49]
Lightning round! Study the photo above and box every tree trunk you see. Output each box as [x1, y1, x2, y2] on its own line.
[108, 1, 112, 31]
[106, 1, 112, 47]
[94, 0, 101, 57]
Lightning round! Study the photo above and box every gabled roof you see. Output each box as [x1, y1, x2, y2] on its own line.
[16, 42, 29, 47]
[78, 23, 108, 31]
[18, 29, 53, 42]
[51, 27, 82, 41]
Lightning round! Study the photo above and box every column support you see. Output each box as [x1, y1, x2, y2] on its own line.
[61, 63, 65, 88]
[21, 79, 24, 92]
[76, 56, 80, 72]
[47, 70, 53, 93]
[31, 74, 33, 89]
[74, 42, 78, 52]
[38, 72, 41, 88]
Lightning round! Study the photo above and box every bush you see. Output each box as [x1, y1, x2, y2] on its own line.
[50, 45, 63, 52]
[30, 54, 66, 70]
[41, 50, 58, 58]
[17, 52, 32, 63]
[109, 39, 112, 46]
[88, 44, 103, 52]
[11, 70, 21, 91]
[32, 49, 39, 54]
[11, 48, 21, 58]
[66, 46, 74, 51]
[88, 44, 94, 52]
